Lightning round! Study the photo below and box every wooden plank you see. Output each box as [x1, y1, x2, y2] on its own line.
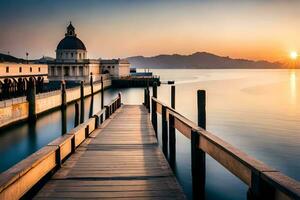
[35, 105, 185, 200]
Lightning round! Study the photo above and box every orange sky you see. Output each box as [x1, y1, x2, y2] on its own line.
[0, 0, 299, 62]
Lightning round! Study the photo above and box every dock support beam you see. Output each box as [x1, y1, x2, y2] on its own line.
[191, 90, 206, 200]
[169, 85, 176, 169]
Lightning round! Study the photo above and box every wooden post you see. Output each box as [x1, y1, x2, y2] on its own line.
[85, 125, 89, 138]
[153, 82, 157, 98]
[197, 90, 206, 129]
[118, 92, 121, 107]
[80, 81, 84, 123]
[144, 88, 147, 106]
[100, 114, 103, 124]
[61, 81, 66, 109]
[61, 106, 67, 135]
[94, 115, 99, 129]
[169, 85, 176, 169]
[162, 105, 168, 157]
[247, 172, 276, 200]
[191, 90, 206, 200]
[74, 102, 79, 127]
[151, 82, 157, 136]
[27, 79, 36, 122]
[101, 76, 104, 109]
[147, 88, 150, 112]
[105, 106, 109, 119]
[171, 85, 175, 109]
[90, 72, 94, 96]
[169, 114, 175, 169]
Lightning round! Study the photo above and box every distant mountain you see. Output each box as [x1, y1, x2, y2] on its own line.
[0, 53, 55, 64]
[0, 53, 26, 63]
[127, 52, 283, 69]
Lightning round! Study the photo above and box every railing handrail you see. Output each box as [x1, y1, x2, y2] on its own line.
[152, 96, 300, 200]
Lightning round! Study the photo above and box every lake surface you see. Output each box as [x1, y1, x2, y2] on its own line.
[0, 69, 299, 200]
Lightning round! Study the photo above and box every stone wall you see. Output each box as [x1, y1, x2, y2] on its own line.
[0, 97, 28, 127]
[0, 79, 112, 128]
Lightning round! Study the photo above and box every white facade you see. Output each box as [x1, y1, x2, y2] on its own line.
[0, 63, 48, 82]
[47, 22, 130, 83]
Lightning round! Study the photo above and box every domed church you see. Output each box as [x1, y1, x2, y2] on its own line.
[47, 22, 130, 82]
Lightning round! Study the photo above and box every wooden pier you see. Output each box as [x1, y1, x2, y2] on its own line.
[34, 105, 185, 199]
[1, 85, 300, 200]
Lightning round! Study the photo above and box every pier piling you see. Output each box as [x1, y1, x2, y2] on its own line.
[27, 79, 36, 122]
[169, 85, 176, 169]
[61, 81, 66, 109]
[74, 102, 79, 127]
[151, 82, 157, 136]
[191, 90, 206, 200]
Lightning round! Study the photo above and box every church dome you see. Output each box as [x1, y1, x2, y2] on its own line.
[57, 36, 86, 50]
[56, 22, 86, 50]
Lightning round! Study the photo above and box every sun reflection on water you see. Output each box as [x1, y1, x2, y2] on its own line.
[289, 70, 297, 104]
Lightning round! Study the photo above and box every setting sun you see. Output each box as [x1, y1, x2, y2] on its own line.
[290, 51, 298, 60]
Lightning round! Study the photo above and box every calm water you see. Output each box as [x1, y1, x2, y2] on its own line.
[0, 69, 299, 200]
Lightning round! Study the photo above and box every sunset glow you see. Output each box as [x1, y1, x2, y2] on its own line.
[1, 0, 300, 61]
[290, 51, 298, 60]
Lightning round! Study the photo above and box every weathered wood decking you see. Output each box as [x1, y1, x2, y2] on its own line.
[34, 105, 185, 199]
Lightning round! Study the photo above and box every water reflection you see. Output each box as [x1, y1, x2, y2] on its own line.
[290, 70, 297, 104]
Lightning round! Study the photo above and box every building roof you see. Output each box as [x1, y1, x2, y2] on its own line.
[57, 22, 86, 50]
[57, 36, 86, 50]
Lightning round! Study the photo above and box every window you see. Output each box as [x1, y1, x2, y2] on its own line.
[112, 66, 115, 68]
[79, 53, 82, 59]
[30, 67, 32, 72]
[19, 67, 22, 73]
[38, 67, 41, 72]
[66, 53, 69, 58]
[71, 53, 73, 58]
[108, 66, 111, 69]
[6, 66, 9, 73]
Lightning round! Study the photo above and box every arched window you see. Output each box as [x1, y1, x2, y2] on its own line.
[30, 67, 32, 72]
[79, 53, 82, 59]
[71, 52, 73, 58]
[19, 67, 22, 73]
[38, 67, 41, 72]
[6, 66, 9, 73]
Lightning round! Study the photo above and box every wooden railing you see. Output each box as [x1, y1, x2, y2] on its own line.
[148, 83, 300, 200]
[0, 94, 122, 200]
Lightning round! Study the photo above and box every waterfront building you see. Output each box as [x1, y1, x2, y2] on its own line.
[0, 62, 48, 99]
[47, 22, 130, 83]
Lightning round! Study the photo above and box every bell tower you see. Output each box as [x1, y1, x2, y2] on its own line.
[65, 22, 76, 37]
